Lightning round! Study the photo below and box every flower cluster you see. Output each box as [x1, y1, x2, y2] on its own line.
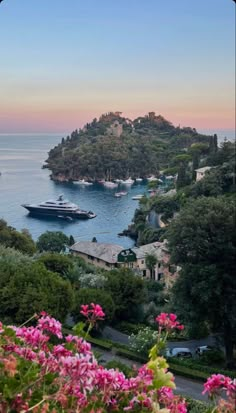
[0, 309, 234, 413]
[156, 313, 184, 332]
[80, 302, 105, 325]
[203, 373, 236, 398]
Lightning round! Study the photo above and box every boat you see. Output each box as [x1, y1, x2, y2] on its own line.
[135, 178, 143, 182]
[103, 181, 118, 188]
[121, 177, 134, 185]
[132, 194, 144, 200]
[22, 194, 96, 219]
[114, 191, 128, 197]
[147, 175, 158, 182]
[73, 179, 93, 185]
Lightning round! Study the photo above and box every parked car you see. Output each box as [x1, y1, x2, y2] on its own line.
[166, 347, 192, 358]
[195, 345, 214, 356]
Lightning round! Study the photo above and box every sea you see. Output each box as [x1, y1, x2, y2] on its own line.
[0, 134, 150, 248]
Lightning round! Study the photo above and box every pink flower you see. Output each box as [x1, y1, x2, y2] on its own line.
[0, 321, 4, 333]
[203, 374, 236, 399]
[156, 313, 184, 331]
[80, 303, 105, 325]
[37, 314, 62, 338]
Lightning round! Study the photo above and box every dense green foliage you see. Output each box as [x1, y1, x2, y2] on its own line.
[128, 140, 235, 246]
[0, 247, 74, 324]
[0, 219, 36, 254]
[46, 112, 213, 181]
[36, 230, 70, 252]
[105, 268, 147, 322]
[167, 196, 236, 367]
[38, 252, 73, 277]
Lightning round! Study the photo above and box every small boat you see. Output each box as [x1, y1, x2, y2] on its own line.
[73, 179, 93, 185]
[147, 175, 158, 182]
[132, 194, 144, 200]
[136, 178, 143, 182]
[121, 177, 134, 185]
[103, 181, 118, 188]
[114, 191, 128, 197]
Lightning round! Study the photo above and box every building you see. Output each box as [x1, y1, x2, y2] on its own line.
[70, 241, 124, 270]
[195, 166, 212, 181]
[70, 240, 179, 288]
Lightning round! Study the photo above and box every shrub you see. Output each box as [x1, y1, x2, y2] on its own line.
[129, 326, 158, 356]
[185, 397, 208, 413]
[105, 360, 134, 377]
[115, 321, 148, 335]
[200, 349, 225, 365]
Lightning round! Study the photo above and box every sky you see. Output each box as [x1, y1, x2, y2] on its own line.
[0, 0, 235, 137]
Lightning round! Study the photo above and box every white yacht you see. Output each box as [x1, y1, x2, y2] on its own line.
[121, 177, 134, 185]
[73, 179, 93, 185]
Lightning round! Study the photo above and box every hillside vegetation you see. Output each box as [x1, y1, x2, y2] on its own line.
[45, 112, 216, 181]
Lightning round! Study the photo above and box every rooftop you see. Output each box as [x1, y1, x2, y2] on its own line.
[70, 241, 123, 264]
[133, 240, 168, 259]
[195, 166, 212, 173]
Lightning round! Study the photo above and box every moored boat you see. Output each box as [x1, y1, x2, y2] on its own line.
[73, 179, 93, 185]
[132, 194, 144, 200]
[121, 177, 134, 185]
[22, 195, 96, 219]
[114, 191, 128, 197]
[103, 181, 118, 188]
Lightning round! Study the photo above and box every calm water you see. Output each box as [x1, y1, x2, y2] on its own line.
[0, 134, 149, 248]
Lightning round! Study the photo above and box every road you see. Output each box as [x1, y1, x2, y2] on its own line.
[102, 326, 220, 352]
[94, 346, 208, 402]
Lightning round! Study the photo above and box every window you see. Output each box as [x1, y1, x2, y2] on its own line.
[143, 270, 146, 277]
[141, 260, 144, 264]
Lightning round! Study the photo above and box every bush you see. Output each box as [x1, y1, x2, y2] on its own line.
[114, 348, 147, 363]
[129, 327, 158, 357]
[168, 357, 235, 380]
[185, 397, 208, 413]
[105, 360, 134, 377]
[87, 336, 112, 351]
[115, 321, 148, 335]
[37, 253, 73, 277]
[200, 349, 225, 365]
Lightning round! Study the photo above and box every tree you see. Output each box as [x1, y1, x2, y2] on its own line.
[0, 219, 36, 255]
[37, 253, 73, 277]
[36, 231, 70, 253]
[0, 247, 74, 324]
[105, 268, 147, 322]
[174, 154, 191, 189]
[73, 288, 115, 323]
[145, 253, 158, 280]
[69, 235, 75, 246]
[167, 197, 236, 367]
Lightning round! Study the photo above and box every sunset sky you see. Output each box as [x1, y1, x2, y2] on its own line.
[0, 0, 235, 137]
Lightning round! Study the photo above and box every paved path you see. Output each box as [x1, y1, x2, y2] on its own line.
[94, 346, 208, 402]
[102, 326, 219, 352]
